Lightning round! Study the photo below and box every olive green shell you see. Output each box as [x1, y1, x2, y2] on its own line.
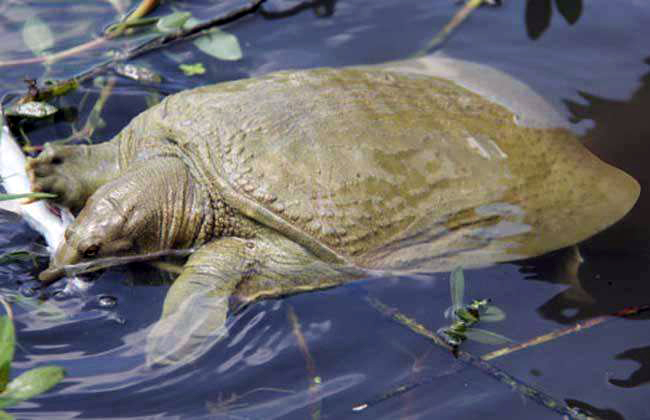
[118, 65, 639, 273]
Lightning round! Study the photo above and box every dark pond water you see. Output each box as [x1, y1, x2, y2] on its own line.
[0, 0, 649, 419]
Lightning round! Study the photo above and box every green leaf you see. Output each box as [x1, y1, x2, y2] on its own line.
[156, 12, 192, 33]
[464, 328, 513, 345]
[0, 193, 57, 202]
[22, 16, 54, 55]
[481, 305, 506, 322]
[0, 366, 64, 407]
[179, 63, 206, 76]
[0, 317, 15, 391]
[449, 267, 465, 314]
[555, 0, 582, 25]
[0, 409, 14, 419]
[0, 396, 20, 410]
[0, 251, 33, 265]
[185, 17, 242, 62]
[455, 308, 479, 325]
[196, 29, 243, 61]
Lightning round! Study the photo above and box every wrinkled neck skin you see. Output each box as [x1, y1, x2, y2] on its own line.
[41, 156, 216, 283]
[115, 156, 216, 253]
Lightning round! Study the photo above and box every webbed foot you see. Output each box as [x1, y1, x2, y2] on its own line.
[26, 142, 119, 212]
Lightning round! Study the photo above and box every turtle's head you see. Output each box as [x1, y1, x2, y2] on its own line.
[39, 188, 137, 284]
[38, 157, 209, 285]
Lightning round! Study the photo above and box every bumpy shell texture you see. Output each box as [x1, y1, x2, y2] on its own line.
[117, 67, 639, 273]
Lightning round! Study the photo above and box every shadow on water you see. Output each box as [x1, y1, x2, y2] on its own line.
[519, 58, 650, 318]
[516, 57, 650, 403]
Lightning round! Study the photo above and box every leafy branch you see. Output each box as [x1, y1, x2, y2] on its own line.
[361, 295, 592, 419]
[356, 268, 601, 419]
[0, 0, 160, 68]
[7, 0, 265, 105]
[0, 296, 65, 419]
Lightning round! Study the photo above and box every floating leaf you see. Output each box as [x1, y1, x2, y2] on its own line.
[179, 63, 206, 76]
[0, 192, 57, 202]
[22, 16, 54, 55]
[156, 12, 192, 33]
[525, 0, 552, 40]
[0, 317, 14, 391]
[464, 328, 513, 345]
[555, 0, 582, 25]
[5, 102, 58, 119]
[481, 305, 506, 322]
[0, 366, 64, 408]
[184, 17, 242, 62]
[449, 267, 465, 315]
[0, 409, 13, 419]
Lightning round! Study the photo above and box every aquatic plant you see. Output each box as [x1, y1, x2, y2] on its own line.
[0, 299, 65, 420]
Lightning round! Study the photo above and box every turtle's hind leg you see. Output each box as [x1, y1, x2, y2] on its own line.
[26, 141, 120, 212]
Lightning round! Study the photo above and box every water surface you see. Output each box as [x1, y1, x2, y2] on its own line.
[0, 1, 649, 419]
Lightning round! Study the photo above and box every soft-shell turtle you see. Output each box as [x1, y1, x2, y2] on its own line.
[27, 56, 639, 363]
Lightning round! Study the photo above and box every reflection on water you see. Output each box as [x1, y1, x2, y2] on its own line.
[0, 1, 649, 420]
[519, 60, 650, 323]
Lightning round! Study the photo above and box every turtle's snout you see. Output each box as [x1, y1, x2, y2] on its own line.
[38, 241, 81, 286]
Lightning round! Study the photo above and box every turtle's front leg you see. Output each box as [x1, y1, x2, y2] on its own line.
[146, 232, 362, 366]
[26, 141, 120, 212]
[146, 238, 246, 366]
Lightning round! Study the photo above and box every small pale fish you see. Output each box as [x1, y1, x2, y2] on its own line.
[5, 101, 58, 119]
[0, 105, 90, 292]
[114, 64, 162, 83]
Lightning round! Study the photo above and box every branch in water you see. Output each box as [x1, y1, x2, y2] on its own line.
[7, 0, 267, 104]
[360, 296, 592, 420]
[0, 0, 160, 68]
[38, 248, 196, 288]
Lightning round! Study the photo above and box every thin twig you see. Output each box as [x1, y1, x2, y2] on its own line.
[361, 297, 591, 420]
[415, 0, 486, 56]
[482, 304, 650, 361]
[40, 248, 196, 288]
[57, 76, 117, 144]
[106, 0, 160, 37]
[288, 305, 321, 420]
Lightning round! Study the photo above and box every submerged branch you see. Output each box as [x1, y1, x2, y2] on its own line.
[62, 248, 195, 277]
[415, 0, 487, 56]
[56, 76, 117, 144]
[288, 305, 321, 420]
[482, 303, 650, 361]
[361, 296, 591, 420]
[39, 248, 195, 288]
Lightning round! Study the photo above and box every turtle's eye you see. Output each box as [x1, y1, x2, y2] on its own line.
[83, 244, 100, 258]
